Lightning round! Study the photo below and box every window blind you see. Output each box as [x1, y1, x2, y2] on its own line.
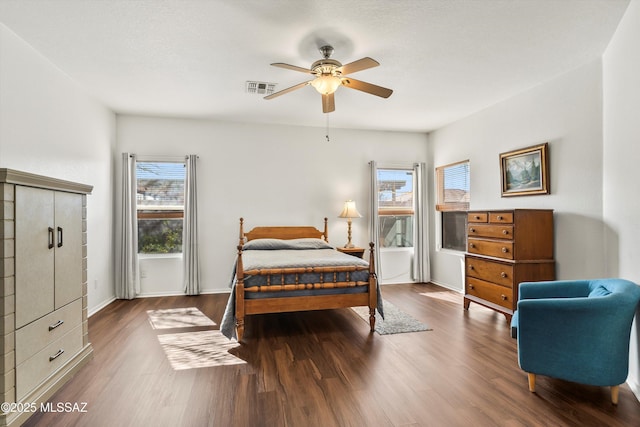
[436, 160, 470, 212]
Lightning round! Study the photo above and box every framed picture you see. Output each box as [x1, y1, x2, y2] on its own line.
[500, 142, 549, 197]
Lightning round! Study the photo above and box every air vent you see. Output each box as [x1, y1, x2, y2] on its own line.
[246, 81, 277, 95]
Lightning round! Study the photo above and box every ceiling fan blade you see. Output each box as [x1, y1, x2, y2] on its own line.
[341, 77, 393, 98]
[336, 57, 379, 75]
[264, 81, 311, 100]
[322, 93, 335, 113]
[271, 63, 313, 74]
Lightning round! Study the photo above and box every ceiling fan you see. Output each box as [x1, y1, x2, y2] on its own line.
[264, 45, 393, 113]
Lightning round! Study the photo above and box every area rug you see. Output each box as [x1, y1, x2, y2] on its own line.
[157, 330, 244, 370]
[352, 300, 432, 335]
[147, 307, 216, 330]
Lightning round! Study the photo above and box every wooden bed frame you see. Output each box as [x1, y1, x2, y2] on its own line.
[234, 217, 377, 341]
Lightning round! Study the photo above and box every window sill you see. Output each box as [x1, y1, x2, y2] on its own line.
[138, 253, 183, 260]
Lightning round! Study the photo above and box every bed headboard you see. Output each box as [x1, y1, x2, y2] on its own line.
[239, 217, 328, 244]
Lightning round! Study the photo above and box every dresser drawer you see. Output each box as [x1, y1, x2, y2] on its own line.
[468, 239, 514, 260]
[15, 298, 82, 365]
[466, 256, 513, 287]
[468, 212, 488, 223]
[468, 224, 513, 240]
[16, 324, 83, 401]
[489, 212, 513, 224]
[467, 277, 513, 309]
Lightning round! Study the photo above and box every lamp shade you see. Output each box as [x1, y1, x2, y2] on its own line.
[338, 200, 362, 219]
[311, 75, 342, 95]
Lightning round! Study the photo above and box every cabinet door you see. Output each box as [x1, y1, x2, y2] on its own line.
[54, 191, 83, 309]
[15, 186, 55, 328]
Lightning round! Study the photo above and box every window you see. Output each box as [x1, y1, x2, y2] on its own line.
[136, 161, 186, 254]
[377, 168, 414, 248]
[436, 160, 470, 252]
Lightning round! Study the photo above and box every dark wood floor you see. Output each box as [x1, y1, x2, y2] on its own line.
[24, 283, 639, 426]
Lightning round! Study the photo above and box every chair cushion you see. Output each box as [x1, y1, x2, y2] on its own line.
[588, 285, 611, 297]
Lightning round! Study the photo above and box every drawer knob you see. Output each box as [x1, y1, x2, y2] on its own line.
[470, 228, 475, 233]
[475, 216, 480, 220]
[502, 230, 509, 235]
[497, 215, 503, 220]
[501, 294, 507, 301]
[49, 320, 64, 331]
[469, 243, 475, 248]
[469, 284, 474, 290]
[49, 348, 65, 362]
[502, 247, 508, 253]
[501, 272, 507, 278]
[468, 265, 474, 270]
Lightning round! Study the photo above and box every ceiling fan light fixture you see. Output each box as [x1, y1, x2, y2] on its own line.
[311, 75, 342, 95]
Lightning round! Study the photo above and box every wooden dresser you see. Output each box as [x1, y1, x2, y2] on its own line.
[0, 169, 93, 427]
[463, 209, 555, 322]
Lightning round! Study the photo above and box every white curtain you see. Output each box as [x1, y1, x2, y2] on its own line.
[368, 161, 382, 280]
[115, 153, 138, 300]
[183, 154, 200, 295]
[413, 162, 430, 282]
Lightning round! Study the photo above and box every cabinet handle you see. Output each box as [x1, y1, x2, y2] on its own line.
[502, 247, 508, 253]
[49, 320, 64, 331]
[468, 265, 474, 270]
[49, 349, 64, 362]
[469, 243, 475, 248]
[470, 228, 476, 233]
[501, 294, 507, 301]
[48, 227, 54, 249]
[501, 272, 507, 278]
[497, 215, 503, 220]
[474, 216, 480, 220]
[502, 230, 509, 235]
[57, 226, 63, 248]
[469, 284, 474, 290]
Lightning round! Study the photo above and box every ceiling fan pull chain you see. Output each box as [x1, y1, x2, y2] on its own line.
[325, 113, 330, 142]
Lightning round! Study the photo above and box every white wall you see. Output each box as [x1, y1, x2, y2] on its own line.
[116, 116, 427, 295]
[428, 60, 606, 291]
[0, 24, 116, 314]
[603, 0, 640, 401]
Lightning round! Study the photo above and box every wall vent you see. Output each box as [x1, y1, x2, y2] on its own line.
[246, 81, 277, 95]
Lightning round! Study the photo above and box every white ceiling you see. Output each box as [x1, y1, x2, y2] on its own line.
[0, 0, 630, 132]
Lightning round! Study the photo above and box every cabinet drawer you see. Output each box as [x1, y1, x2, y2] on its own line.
[468, 239, 514, 260]
[15, 298, 82, 365]
[489, 212, 513, 224]
[467, 277, 513, 309]
[468, 224, 514, 240]
[468, 212, 488, 223]
[466, 256, 514, 287]
[16, 324, 83, 401]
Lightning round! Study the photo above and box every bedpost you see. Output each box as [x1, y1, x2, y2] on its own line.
[236, 244, 246, 342]
[368, 241, 377, 332]
[239, 217, 245, 247]
[323, 217, 328, 243]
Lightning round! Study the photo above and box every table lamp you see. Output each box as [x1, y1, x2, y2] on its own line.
[338, 200, 362, 248]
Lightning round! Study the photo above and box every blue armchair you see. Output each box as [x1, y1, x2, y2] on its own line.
[510, 278, 640, 404]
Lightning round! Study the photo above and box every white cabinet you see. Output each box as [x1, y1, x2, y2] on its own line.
[0, 169, 93, 427]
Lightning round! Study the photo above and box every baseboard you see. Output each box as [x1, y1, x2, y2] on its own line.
[628, 378, 640, 403]
[88, 296, 116, 317]
[136, 289, 230, 298]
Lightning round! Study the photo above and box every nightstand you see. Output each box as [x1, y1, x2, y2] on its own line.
[337, 246, 366, 259]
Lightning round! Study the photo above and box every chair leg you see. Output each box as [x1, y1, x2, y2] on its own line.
[528, 373, 536, 392]
[611, 385, 619, 405]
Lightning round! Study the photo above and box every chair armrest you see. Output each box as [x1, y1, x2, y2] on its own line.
[518, 280, 591, 301]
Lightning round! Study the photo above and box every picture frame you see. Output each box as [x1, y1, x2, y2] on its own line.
[500, 142, 549, 197]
